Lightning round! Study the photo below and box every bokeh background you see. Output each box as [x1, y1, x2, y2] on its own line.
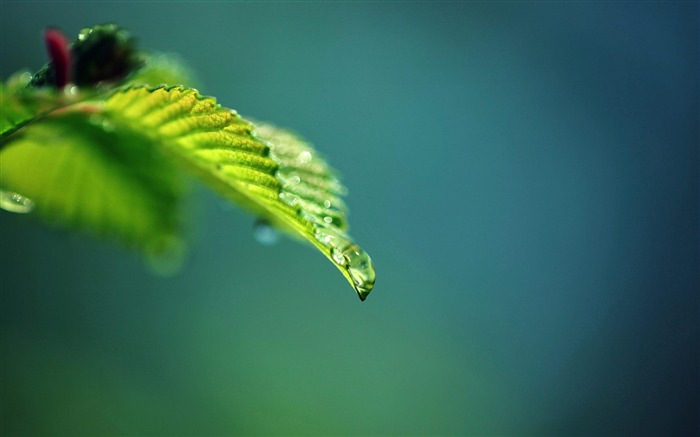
[1, 2, 698, 436]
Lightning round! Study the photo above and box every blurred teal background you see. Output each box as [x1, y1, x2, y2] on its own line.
[1, 2, 698, 435]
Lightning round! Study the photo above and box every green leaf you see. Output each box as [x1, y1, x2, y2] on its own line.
[1, 84, 375, 299]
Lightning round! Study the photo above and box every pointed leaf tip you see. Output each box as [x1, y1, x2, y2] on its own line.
[253, 123, 376, 299]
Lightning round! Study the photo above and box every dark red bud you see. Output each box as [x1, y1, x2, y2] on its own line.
[44, 28, 71, 88]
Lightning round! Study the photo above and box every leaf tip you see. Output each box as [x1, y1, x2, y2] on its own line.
[330, 244, 375, 301]
[352, 272, 375, 302]
[356, 288, 370, 302]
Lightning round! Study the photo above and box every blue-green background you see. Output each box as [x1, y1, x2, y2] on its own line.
[1, 2, 698, 435]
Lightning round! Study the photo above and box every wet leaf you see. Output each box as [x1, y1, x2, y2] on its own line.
[1, 83, 375, 299]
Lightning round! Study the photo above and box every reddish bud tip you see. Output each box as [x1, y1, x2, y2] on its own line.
[44, 28, 71, 88]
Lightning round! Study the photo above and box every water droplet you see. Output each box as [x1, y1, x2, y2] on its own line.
[19, 72, 33, 84]
[297, 151, 312, 165]
[315, 228, 340, 247]
[323, 200, 332, 209]
[277, 167, 302, 186]
[331, 247, 346, 266]
[88, 114, 113, 132]
[279, 172, 301, 186]
[279, 192, 299, 207]
[62, 86, 81, 100]
[323, 216, 333, 224]
[343, 244, 376, 301]
[329, 243, 376, 300]
[253, 219, 279, 246]
[101, 119, 114, 132]
[0, 190, 35, 213]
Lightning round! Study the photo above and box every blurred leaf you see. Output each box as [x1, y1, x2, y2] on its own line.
[1, 72, 65, 137]
[0, 87, 185, 267]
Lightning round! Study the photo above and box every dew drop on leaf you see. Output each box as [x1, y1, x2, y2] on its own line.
[329, 243, 375, 300]
[297, 151, 312, 165]
[279, 192, 299, 207]
[101, 120, 115, 132]
[344, 244, 376, 301]
[0, 190, 35, 213]
[253, 219, 279, 246]
[331, 247, 346, 266]
[314, 228, 339, 247]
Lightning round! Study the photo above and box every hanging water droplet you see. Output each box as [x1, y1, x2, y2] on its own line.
[323, 216, 333, 224]
[329, 242, 376, 300]
[323, 199, 332, 209]
[0, 190, 35, 213]
[343, 244, 376, 301]
[253, 219, 279, 246]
